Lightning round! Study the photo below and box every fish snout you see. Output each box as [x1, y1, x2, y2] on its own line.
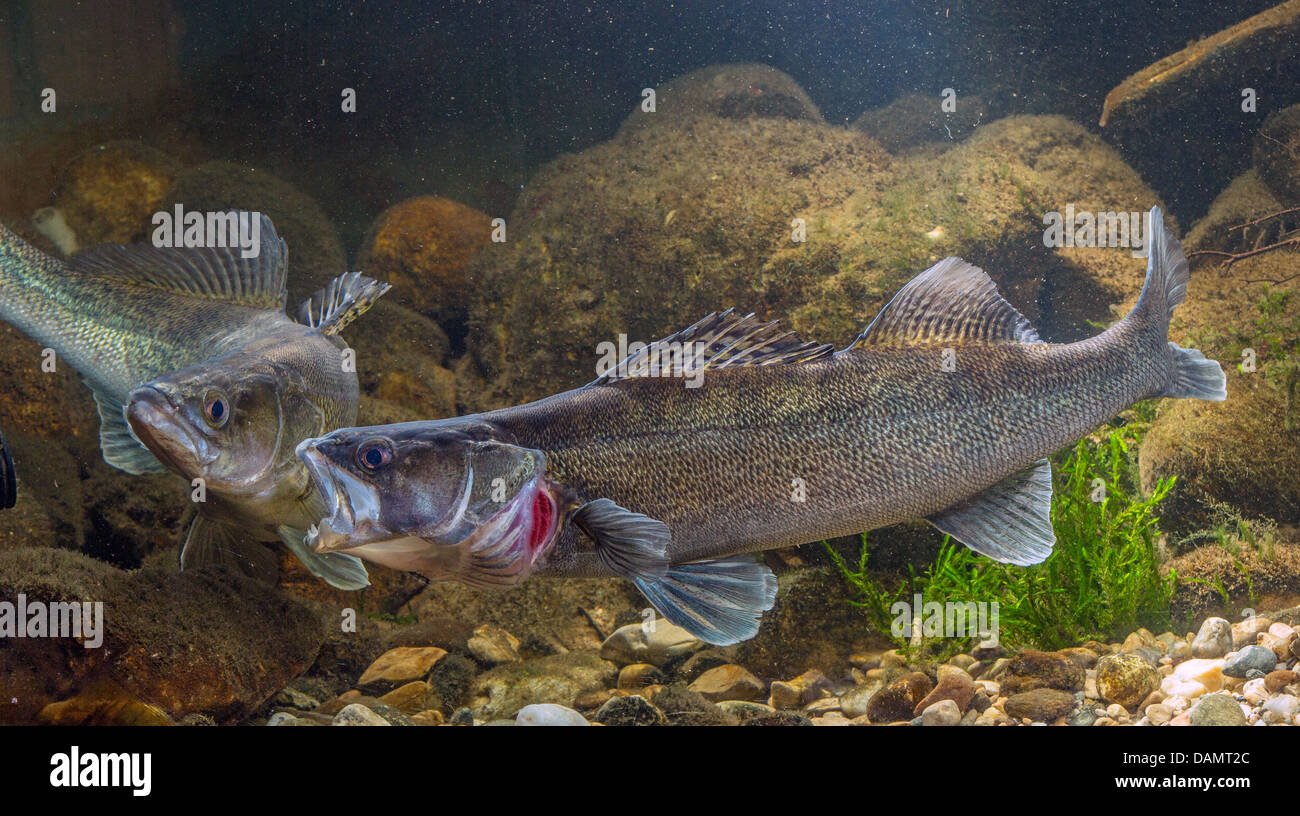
[125, 384, 209, 473]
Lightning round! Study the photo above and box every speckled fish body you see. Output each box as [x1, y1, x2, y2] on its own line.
[298, 207, 1225, 644]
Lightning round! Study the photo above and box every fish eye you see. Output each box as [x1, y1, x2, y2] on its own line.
[356, 439, 392, 472]
[203, 391, 230, 428]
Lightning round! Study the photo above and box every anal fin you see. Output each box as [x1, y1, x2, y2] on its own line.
[633, 555, 778, 646]
[927, 458, 1055, 566]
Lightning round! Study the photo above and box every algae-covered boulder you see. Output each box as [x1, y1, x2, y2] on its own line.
[356, 196, 493, 339]
[1138, 170, 1300, 539]
[463, 63, 1166, 411]
[50, 140, 182, 248]
[0, 548, 327, 724]
[1253, 103, 1300, 206]
[161, 161, 346, 304]
[853, 92, 988, 154]
[469, 651, 617, 720]
[618, 63, 823, 136]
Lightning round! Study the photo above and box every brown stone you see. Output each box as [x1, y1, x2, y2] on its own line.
[689, 665, 766, 702]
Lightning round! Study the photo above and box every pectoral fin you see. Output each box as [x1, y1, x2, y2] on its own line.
[633, 555, 778, 646]
[571, 498, 670, 582]
[278, 525, 371, 590]
[927, 458, 1055, 566]
[92, 388, 165, 475]
[180, 515, 280, 583]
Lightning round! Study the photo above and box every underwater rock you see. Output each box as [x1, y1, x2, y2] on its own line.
[652, 684, 738, 726]
[913, 668, 978, 715]
[1253, 104, 1300, 205]
[161, 161, 346, 305]
[332, 702, 391, 726]
[919, 698, 962, 726]
[593, 694, 666, 726]
[767, 668, 833, 709]
[426, 653, 478, 713]
[852, 93, 988, 155]
[1095, 653, 1162, 710]
[864, 671, 933, 723]
[1000, 649, 1086, 695]
[0, 547, 325, 724]
[376, 681, 431, 714]
[1223, 645, 1279, 677]
[618, 63, 823, 136]
[516, 703, 590, 726]
[601, 620, 703, 667]
[465, 96, 1165, 412]
[37, 677, 174, 726]
[50, 141, 182, 248]
[1191, 617, 1235, 658]
[357, 196, 492, 338]
[467, 623, 522, 666]
[1187, 693, 1248, 726]
[1003, 688, 1076, 723]
[357, 646, 449, 692]
[469, 651, 617, 720]
[1264, 669, 1298, 693]
[688, 664, 766, 702]
[617, 663, 666, 690]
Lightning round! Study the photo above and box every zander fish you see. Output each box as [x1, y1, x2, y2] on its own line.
[295, 207, 1225, 643]
[0, 213, 387, 587]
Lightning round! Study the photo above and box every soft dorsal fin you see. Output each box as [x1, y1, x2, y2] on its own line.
[851, 257, 1040, 348]
[592, 309, 833, 385]
[296, 271, 391, 336]
[69, 211, 287, 310]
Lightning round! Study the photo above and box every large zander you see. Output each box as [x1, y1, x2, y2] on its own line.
[296, 207, 1226, 641]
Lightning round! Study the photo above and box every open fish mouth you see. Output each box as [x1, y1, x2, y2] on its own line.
[297, 440, 382, 552]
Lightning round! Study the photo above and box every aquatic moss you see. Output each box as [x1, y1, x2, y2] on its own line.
[827, 421, 1178, 655]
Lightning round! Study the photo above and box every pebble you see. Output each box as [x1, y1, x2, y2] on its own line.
[913, 668, 977, 715]
[920, 699, 961, 726]
[1187, 693, 1248, 726]
[411, 709, 445, 726]
[1241, 678, 1270, 705]
[689, 664, 766, 702]
[865, 672, 933, 723]
[377, 681, 430, 714]
[1223, 645, 1277, 678]
[1265, 669, 1298, 693]
[1096, 653, 1161, 709]
[358, 647, 448, 690]
[600, 622, 703, 667]
[1231, 616, 1272, 648]
[618, 663, 666, 690]
[593, 695, 665, 726]
[838, 680, 884, 719]
[1146, 703, 1174, 725]
[516, 703, 590, 726]
[1003, 688, 1076, 723]
[1001, 649, 1085, 694]
[767, 669, 832, 710]
[1191, 617, 1233, 658]
[333, 703, 391, 726]
[272, 687, 319, 711]
[467, 624, 522, 665]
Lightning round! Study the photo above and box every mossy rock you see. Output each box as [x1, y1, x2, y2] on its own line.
[1253, 104, 1300, 206]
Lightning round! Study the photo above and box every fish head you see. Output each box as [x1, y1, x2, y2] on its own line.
[295, 421, 560, 587]
[126, 352, 330, 498]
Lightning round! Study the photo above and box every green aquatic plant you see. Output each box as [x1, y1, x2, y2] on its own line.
[828, 422, 1177, 654]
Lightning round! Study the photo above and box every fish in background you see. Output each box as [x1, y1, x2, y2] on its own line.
[295, 206, 1226, 645]
[0, 426, 15, 510]
[0, 213, 388, 588]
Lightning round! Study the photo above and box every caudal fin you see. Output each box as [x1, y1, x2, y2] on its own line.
[1136, 206, 1227, 402]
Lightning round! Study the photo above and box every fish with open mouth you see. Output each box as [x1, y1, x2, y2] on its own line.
[296, 207, 1225, 643]
[0, 213, 388, 587]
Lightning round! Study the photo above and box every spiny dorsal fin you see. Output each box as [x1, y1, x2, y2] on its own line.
[593, 309, 833, 384]
[296, 271, 391, 335]
[70, 211, 287, 310]
[851, 257, 1040, 348]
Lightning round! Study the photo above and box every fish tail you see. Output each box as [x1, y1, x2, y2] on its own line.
[1129, 206, 1227, 402]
